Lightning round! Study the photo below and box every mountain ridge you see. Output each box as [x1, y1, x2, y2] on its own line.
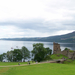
[0, 31, 75, 43]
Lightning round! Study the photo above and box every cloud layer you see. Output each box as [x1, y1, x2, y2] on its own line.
[0, 0, 75, 38]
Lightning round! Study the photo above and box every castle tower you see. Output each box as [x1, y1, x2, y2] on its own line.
[53, 42, 61, 54]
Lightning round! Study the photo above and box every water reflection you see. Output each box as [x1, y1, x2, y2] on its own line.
[0, 40, 75, 54]
[59, 43, 75, 51]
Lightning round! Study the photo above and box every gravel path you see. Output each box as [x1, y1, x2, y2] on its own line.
[0, 59, 65, 67]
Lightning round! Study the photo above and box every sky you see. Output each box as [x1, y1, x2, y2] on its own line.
[0, 0, 75, 38]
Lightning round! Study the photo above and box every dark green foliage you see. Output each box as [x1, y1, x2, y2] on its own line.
[0, 46, 30, 62]
[13, 49, 22, 62]
[0, 54, 3, 62]
[31, 43, 52, 62]
[0, 53, 6, 62]
[21, 46, 30, 62]
[45, 47, 52, 55]
[2, 53, 7, 61]
[44, 55, 52, 60]
[64, 48, 69, 50]
[64, 48, 74, 52]
[7, 51, 13, 62]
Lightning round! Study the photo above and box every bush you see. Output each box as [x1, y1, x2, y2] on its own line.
[44, 55, 52, 60]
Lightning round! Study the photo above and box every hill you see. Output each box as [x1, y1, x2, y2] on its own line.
[42, 31, 75, 43]
[1, 31, 75, 43]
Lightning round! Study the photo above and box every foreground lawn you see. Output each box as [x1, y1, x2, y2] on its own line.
[0, 63, 75, 75]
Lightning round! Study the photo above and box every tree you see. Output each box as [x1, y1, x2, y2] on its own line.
[45, 47, 52, 55]
[0, 53, 6, 62]
[2, 53, 7, 60]
[0, 54, 3, 62]
[21, 46, 30, 62]
[64, 48, 70, 50]
[7, 51, 13, 62]
[31, 43, 52, 62]
[13, 49, 22, 62]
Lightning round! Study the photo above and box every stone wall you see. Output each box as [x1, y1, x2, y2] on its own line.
[53, 42, 75, 59]
[61, 50, 68, 56]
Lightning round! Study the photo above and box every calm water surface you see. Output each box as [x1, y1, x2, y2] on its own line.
[0, 40, 75, 54]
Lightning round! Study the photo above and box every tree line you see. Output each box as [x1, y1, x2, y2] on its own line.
[0, 43, 52, 62]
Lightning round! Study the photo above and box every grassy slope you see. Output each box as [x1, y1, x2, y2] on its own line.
[1, 63, 75, 75]
[50, 54, 74, 64]
[51, 54, 68, 59]
[0, 54, 75, 75]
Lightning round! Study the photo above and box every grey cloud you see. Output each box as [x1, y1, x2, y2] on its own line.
[62, 15, 75, 27]
[47, 0, 75, 9]
[0, 19, 56, 32]
[0, 0, 75, 34]
[0, 17, 75, 34]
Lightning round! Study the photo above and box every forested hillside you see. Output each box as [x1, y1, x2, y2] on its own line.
[1, 31, 75, 43]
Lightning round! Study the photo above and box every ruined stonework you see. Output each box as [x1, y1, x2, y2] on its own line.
[53, 42, 61, 54]
[53, 42, 75, 60]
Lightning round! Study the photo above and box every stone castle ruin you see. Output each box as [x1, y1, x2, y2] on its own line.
[53, 42, 75, 60]
[53, 43, 61, 54]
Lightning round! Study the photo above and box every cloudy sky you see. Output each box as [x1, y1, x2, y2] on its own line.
[0, 0, 75, 38]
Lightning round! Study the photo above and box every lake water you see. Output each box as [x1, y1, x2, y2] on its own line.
[0, 40, 75, 54]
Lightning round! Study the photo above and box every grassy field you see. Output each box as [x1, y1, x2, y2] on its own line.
[0, 54, 75, 75]
[0, 61, 35, 66]
[0, 62, 75, 75]
[0, 62, 27, 66]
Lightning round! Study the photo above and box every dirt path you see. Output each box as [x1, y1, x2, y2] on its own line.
[0, 61, 55, 67]
[0, 59, 65, 67]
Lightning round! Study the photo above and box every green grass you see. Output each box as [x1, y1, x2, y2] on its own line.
[0, 56, 75, 75]
[0, 61, 34, 66]
[0, 62, 28, 66]
[1, 63, 75, 75]
[51, 54, 68, 59]
[50, 54, 75, 64]
[63, 59, 75, 64]
[69, 50, 74, 52]
[0, 67, 9, 75]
